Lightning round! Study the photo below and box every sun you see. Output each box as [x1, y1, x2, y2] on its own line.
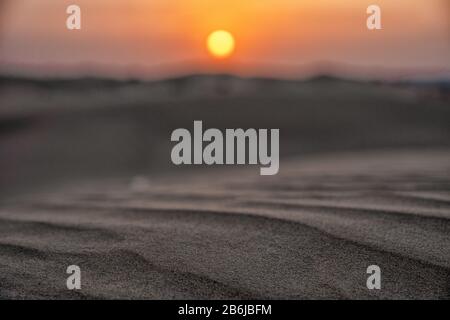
[207, 30, 235, 59]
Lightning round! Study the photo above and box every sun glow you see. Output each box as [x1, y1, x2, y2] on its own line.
[207, 30, 235, 58]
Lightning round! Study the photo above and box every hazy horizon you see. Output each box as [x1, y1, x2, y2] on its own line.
[0, 0, 449, 80]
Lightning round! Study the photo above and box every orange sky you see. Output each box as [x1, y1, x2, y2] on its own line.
[0, 0, 449, 79]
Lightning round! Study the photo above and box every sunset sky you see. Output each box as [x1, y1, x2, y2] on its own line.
[0, 0, 449, 79]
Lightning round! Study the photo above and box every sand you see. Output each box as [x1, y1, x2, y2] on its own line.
[0, 150, 449, 299]
[0, 75, 449, 299]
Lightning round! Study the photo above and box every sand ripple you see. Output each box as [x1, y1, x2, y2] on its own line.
[1, 150, 449, 299]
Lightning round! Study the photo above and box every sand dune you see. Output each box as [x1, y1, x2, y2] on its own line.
[0, 150, 449, 299]
[0, 76, 449, 299]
